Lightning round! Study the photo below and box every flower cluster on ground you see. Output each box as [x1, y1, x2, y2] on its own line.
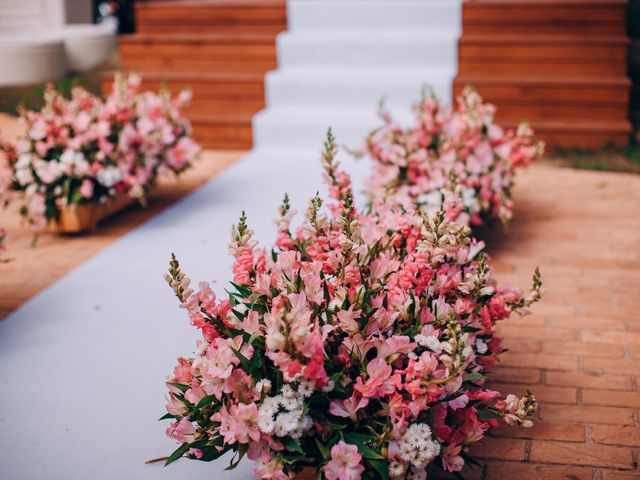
[0, 73, 199, 232]
[361, 86, 544, 226]
[161, 132, 542, 480]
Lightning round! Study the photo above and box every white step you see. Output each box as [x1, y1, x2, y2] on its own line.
[252, 105, 416, 150]
[276, 30, 458, 67]
[265, 66, 454, 110]
[288, 0, 461, 32]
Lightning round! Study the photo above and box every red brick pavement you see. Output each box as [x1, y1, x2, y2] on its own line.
[460, 165, 640, 479]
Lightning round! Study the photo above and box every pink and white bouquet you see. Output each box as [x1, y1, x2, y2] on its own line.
[160, 133, 542, 479]
[2, 73, 199, 232]
[0, 141, 12, 251]
[362, 87, 544, 227]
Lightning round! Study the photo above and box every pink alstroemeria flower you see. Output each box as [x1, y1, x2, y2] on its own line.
[323, 441, 364, 480]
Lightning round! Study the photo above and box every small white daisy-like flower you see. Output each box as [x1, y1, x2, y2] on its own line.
[281, 384, 295, 399]
[415, 334, 442, 352]
[298, 379, 315, 397]
[399, 423, 441, 468]
[322, 379, 335, 393]
[255, 379, 272, 394]
[475, 338, 488, 354]
[407, 467, 427, 480]
[388, 460, 407, 480]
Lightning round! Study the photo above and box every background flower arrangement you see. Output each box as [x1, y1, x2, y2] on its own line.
[361, 87, 544, 227]
[0, 73, 200, 233]
[160, 133, 542, 480]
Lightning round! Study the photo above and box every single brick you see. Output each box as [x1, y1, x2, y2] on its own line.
[583, 357, 640, 376]
[493, 366, 542, 385]
[486, 463, 593, 480]
[582, 389, 640, 408]
[539, 404, 634, 426]
[498, 325, 577, 341]
[468, 436, 527, 462]
[542, 340, 625, 359]
[545, 371, 632, 391]
[499, 352, 578, 371]
[492, 422, 585, 442]
[529, 441, 633, 469]
[600, 470, 640, 480]
[591, 426, 640, 447]
[581, 330, 640, 346]
[490, 382, 577, 405]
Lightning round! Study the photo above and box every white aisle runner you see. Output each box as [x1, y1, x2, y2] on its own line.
[0, 2, 461, 479]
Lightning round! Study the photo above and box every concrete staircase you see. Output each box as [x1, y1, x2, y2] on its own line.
[253, 0, 462, 151]
[454, 0, 631, 148]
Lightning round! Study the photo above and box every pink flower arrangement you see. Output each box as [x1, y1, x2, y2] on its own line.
[160, 132, 542, 479]
[1, 73, 200, 232]
[361, 86, 544, 227]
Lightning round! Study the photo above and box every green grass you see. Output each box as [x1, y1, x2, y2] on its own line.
[548, 144, 640, 174]
[0, 73, 105, 116]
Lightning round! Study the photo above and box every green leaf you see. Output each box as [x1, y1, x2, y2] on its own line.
[164, 443, 189, 466]
[195, 395, 218, 409]
[368, 459, 389, 480]
[323, 279, 331, 305]
[231, 348, 252, 370]
[343, 433, 385, 460]
[198, 444, 232, 462]
[463, 372, 486, 383]
[315, 438, 331, 460]
[477, 409, 502, 421]
[283, 437, 305, 455]
[229, 282, 252, 297]
[225, 444, 247, 470]
[158, 412, 175, 421]
[168, 382, 190, 393]
[462, 326, 482, 333]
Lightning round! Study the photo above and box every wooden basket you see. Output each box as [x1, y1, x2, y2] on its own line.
[47, 193, 138, 233]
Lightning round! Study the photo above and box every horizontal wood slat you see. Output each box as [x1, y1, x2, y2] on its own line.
[456, 0, 631, 148]
[111, 0, 286, 149]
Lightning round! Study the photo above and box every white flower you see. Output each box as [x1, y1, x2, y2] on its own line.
[257, 389, 312, 439]
[96, 166, 121, 188]
[475, 339, 488, 354]
[461, 187, 477, 207]
[322, 379, 335, 393]
[16, 153, 32, 169]
[281, 384, 295, 399]
[415, 334, 442, 352]
[298, 379, 315, 398]
[255, 379, 272, 394]
[419, 190, 443, 207]
[399, 423, 441, 468]
[15, 167, 34, 186]
[407, 467, 427, 480]
[388, 461, 407, 480]
[274, 411, 299, 436]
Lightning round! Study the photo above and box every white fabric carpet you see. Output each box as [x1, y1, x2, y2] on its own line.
[0, 2, 461, 479]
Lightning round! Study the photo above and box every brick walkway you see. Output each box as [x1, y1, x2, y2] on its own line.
[1, 109, 638, 477]
[465, 165, 640, 479]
